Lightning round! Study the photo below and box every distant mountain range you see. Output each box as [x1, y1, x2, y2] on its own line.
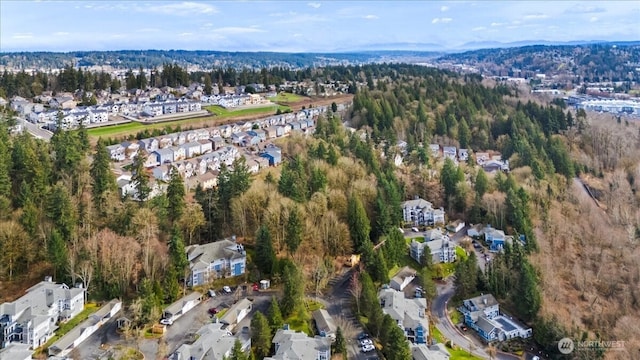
[0, 41, 638, 73]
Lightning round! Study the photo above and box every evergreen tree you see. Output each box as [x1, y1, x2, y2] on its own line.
[281, 261, 304, 317]
[308, 167, 327, 195]
[458, 118, 471, 149]
[326, 145, 339, 166]
[285, 207, 303, 255]
[255, 224, 276, 275]
[90, 138, 117, 214]
[250, 312, 272, 359]
[515, 262, 541, 321]
[168, 226, 188, 276]
[204, 74, 213, 95]
[267, 296, 284, 333]
[347, 194, 370, 252]
[48, 230, 68, 281]
[454, 252, 479, 299]
[332, 327, 347, 357]
[46, 183, 78, 240]
[382, 319, 411, 360]
[383, 228, 405, 267]
[0, 128, 12, 198]
[228, 339, 249, 360]
[474, 169, 489, 198]
[166, 166, 186, 223]
[131, 153, 151, 202]
[441, 157, 463, 200]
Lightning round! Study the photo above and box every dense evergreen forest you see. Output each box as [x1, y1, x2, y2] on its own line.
[0, 62, 628, 359]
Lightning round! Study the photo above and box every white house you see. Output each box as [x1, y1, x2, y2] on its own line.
[219, 299, 253, 331]
[0, 278, 85, 349]
[186, 239, 247, 286]
[402, 197, 444, 226]
[410, 237, 457, 265]
[163, 292, 202, 322]
[106, 144, 125, 161]
[389, 266, 416, 291]
[169, 322, 250, 360]
[265, 329, 331, 360]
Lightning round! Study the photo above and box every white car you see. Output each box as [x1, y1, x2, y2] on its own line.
[360, 339, 373, 346]
[160, 318, 173, 326]
[223, 286, 232, 293]
[362, 344, 375, 353]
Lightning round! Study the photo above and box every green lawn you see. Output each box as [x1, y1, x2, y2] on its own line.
[87, 104, 292, 138]
[204, 104, 290, 118]
[455, 246, 468, 261]
[430, 326, 483, 360]
[449, 307, 463, 324]
[268, 93, 306, 103]
[284, 300, 325, 336]
[38, 303, 100, 353]
[387, 254, 420, 280]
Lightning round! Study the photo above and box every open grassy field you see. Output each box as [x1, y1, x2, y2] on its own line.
[204, 104, 289, 117]
[86, 104, 291, 138]
[268, 92, 307, 103]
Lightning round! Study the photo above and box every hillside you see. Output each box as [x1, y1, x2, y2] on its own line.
[438, 43, 640, 82]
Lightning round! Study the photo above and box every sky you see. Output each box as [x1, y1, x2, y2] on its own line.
[1, 1, 639, 52]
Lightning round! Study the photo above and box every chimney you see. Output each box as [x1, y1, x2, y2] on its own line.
[483, 298, 488, 305]
[44, 276, 53, 283]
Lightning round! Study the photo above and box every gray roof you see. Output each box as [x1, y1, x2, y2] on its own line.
[163, 292, 202, 317]
[170, 323, 249, 360]
[378, 288, 428, 331]
[411, 344, 450, 360]
[463, 294, 499, 313]
[312, 309, 336, 335]
[390, 266, 416, 288]
[0, 281, 84, 320]
[402, 198, 433, 209]
[49, 299, 121, 356]
[475, 316, 497, 334]
[186, 239, 246, 272]
[0, 343, 32, 360]
[219, 298, 252, 326]
[265, 329, 332, 360]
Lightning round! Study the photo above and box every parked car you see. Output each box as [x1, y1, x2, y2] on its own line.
[208, 307, 219, 315]
[362, 344, 375, 353]
[252, 283, 260, 291]
[208, 289, 216, 297]
[160, 318, 173, 326]
[411, 227, 420, 232]
[461, 324, 468, 331]
[360, 339, 373, 346]
[223, 286, 232, 293]
[357, 332, 369, 340]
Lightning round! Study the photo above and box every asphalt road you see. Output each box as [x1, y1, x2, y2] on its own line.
[431, 279, 521, 360]
[21, 119, 54, 140]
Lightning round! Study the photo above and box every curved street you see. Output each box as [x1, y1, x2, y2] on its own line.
[431, 278, 520, 360]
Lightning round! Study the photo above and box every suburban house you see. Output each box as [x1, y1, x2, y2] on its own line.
[483, 225, 513, 252]
[390, 266, 417, 292]
[185, 239, 247, 286]
[264, 328, 332, 360]
[181, 141, 202, 158]
[443, 146, 457, 161]
[106, 144, 125, 161]
[446, 220, 466, 233]
[458, 149, 469, 162]
[260, 149, 282, 166]
[151, 148, 175, 165]
[378, 288, 429, 344]
[312, 309, 337, 341]
[428, 144, 440, 157]
[458, 294, 532, 343]
[0, 277, 85, 349]
[410, 236, 457, 265]
[163, 292, 202, 322]
[411, 343, 451, 360]
[138, 138, 159, 153]
[218, 299, 253, 331]
[198, 139, 213, 154]
[169, 322, 250, 360]
[0, 343, 32, 360]
[48, 299, 122, 358]
[402, 197, 444, 226]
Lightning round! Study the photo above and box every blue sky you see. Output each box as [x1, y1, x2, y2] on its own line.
[1, 1, 639, 52]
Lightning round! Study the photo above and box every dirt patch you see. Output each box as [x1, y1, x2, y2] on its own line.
[0, 262, 53, 302]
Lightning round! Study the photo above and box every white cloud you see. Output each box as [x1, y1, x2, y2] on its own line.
[146, 2, 217, 16]
[590, 16, 598, 22]
[54, 32, 69, 36]
[212, 27, 266, 34]
[363, 14, 378, 20]
[432, 17, 452, 24]
[12, 33, 33, 39]
[523, 13, 548, 20]
[275, 14, 327, 25]
[440, 5, 449, 12]
[569, 5, 606, 14]
[472, 26, 485, 32]
[179, 32, 193, 37]
[490, 22, 505, 27]
[307, 2, 321, 9]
